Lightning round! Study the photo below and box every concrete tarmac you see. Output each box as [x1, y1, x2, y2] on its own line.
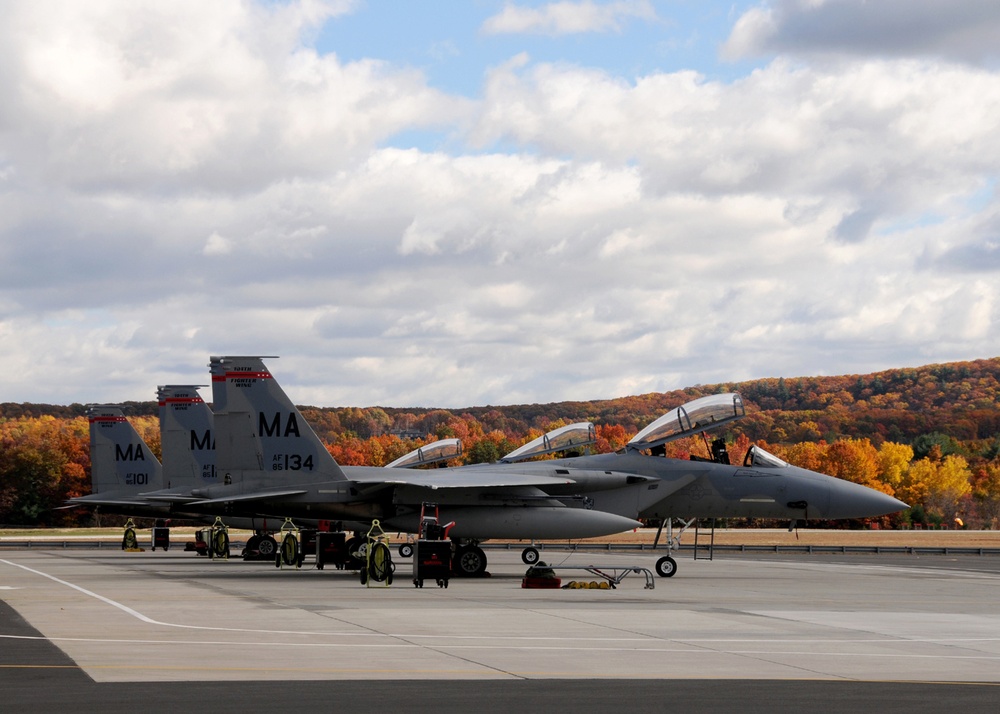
[2, 548, 999, 711]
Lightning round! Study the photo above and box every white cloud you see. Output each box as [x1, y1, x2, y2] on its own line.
[1, 0, 471, 195]
[482, 1, 656, 36]
[203, 232, 233, 256]
[0, 1, 998, 407]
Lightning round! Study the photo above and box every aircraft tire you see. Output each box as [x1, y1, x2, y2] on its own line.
[453, 545, 487, 577]
[345, 537, 364, 570]
[521, 547, 540, 565]
[257, 535, 277, 557]
[655, 555, 677, 578]
[398, 543, 414, 558]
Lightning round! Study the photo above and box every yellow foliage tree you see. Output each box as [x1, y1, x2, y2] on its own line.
[899, 455, 971, 521]
[876, 442, 913, 490]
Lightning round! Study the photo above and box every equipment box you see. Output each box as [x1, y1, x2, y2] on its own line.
[151, 527, 170, 551]
[413, 539, 451, 588]
[315, 531, 348, 570]
[299, 529, 317, 557]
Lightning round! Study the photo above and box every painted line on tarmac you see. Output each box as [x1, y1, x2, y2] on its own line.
[1, 632, 1000, 664]
[0, 557, 671, 642]
[4, 559, 1000, 652]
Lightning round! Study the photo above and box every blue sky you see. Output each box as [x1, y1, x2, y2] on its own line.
[316, 1, 768, 157]
[1, 1, 999, 407]
[316, 2, 763, 94]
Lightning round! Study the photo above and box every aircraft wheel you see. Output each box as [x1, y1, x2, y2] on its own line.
[256, 535, 277, 557]
[345, 537, 364, 569]
[655, 555, 678, 578]
[521, 547, 540, 565]
[454, 545, 487, 577]
[398, 543, 414, 558]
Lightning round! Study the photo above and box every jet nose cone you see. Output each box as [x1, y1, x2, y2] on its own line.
[826, 479, 908, 519]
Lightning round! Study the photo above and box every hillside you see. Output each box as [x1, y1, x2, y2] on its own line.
[3, 357, 999, 529]
[4, 358, 1000, 446]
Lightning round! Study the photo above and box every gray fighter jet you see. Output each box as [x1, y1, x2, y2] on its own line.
[142, 356, 905, 577]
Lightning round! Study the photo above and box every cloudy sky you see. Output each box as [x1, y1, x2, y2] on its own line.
[2, 0, 999, 408]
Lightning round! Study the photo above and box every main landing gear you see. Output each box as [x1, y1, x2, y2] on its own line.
[452, 543, 488, 577]
[243, 532, 278, 561]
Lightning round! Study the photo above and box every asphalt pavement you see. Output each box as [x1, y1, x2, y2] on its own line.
[2, 547, 999, 712]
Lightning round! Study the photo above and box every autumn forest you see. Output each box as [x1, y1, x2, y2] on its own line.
[3, 358, 1000, 529]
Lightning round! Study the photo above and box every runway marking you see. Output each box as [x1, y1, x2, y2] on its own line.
[4, 558, 1000, 652]
[738, 558, 1000, 580]
[1, 632, 999, 662]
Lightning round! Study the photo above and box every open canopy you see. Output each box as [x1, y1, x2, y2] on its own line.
[626, 393, 745, 453]
[385, 438, 463, 468]
[501, 422, 597, 463]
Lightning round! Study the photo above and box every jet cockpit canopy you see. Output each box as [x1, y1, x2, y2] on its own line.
[626, 393, 745, 453]
[501, 422, 597, 463]
[742, 444, 788, 468]
[386, 438, 463, 468]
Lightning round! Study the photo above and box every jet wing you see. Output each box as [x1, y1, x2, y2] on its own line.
[139, 494, 212, 503]
[187, 489, 310, 506]
[348, 469, 576, 491]
[65, 498, 161, 508]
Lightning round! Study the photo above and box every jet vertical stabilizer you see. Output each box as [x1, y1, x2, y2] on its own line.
[209, 356, 348, 484]
[87, 406, 163, 495]
[65, 405, 169, 514]
[158, 385, 216, 489]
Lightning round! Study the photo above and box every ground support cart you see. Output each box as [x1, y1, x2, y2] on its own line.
[209, 517, 230, 560]
[275, 519, 302, 569]
[413, 539, 451, 588]
[527, 564, 656, 590]
[360, 520, 394, 587]
[151, 526, 170, 551]
[315, 531, 350, 570]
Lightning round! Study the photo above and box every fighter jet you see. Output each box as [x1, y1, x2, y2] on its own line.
[143, 356, 905, 577]
[494, 393, 908, 576]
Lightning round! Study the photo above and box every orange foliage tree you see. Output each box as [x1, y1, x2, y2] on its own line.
[0, 416, 90, 525]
